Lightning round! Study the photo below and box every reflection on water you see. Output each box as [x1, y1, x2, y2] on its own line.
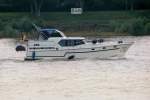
[0, 37, 150, 100]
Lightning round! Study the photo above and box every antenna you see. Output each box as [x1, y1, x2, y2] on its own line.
[32, 23, 41, 32]
[31, 23, 42, 40]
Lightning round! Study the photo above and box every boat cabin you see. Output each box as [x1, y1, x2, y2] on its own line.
[37, 29, 86, 47]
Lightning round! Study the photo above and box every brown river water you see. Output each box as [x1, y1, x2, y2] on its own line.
[0, 36, 150, 100]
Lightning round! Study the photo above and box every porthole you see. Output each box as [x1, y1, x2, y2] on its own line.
[91, 48, 95, 50]
[102, 47, 106, 49]
[113, 45, 117, 48]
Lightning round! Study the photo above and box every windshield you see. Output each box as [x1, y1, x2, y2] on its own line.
[39, 29, 62, 40]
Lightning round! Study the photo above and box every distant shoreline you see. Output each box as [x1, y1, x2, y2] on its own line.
[0, 11, 150, 38]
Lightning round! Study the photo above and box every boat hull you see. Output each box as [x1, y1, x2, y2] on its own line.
[25, 43, 132, 60]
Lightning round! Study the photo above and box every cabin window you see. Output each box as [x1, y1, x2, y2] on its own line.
[50, 31, 62, 37]
[74, 40, 85, 45]
[59, 39, 85, 47]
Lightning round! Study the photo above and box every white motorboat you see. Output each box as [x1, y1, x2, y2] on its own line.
[24, 29, 133, 60]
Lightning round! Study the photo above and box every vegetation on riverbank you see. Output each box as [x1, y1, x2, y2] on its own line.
[0, 11, 150, 38]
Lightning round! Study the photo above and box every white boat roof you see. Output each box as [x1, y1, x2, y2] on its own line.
[39, 28, 85, 41]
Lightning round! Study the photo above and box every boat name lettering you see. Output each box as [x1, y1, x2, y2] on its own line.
[29, 47, 55, 50]
[34, 44, 40, 46]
